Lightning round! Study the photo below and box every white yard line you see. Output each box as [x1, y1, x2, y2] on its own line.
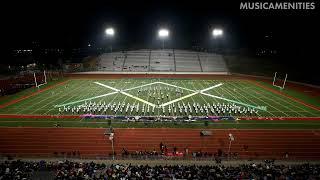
[121, 91, 156, 107]
[221, 81, 273, 117]
[16, 81, 83, 114]
[55, 92, 118, 108]
[95, 81, 156, 107]
[77, 80, 112, 121]
[181, 81, 198, 104]
[157, 81, 196, 93]
[200, 83, 223, 93]
[43, 80, 101, 114]
[195, 80, 219, 116]
[184, 80, 205, 116]
[10, 81, 69, 109]
[54, 80, 118, 108]
[250, 83, 319, 117]
[111, 79, 131, 116]
[159, 81, 224, 108]
[160, 92, 198, 107]
[210, 80, 243, 104]
[201, 80, 265, 111]
[201, 92, 264, 110]
[46, 80, 88, 108]
[122, 81, 160, 92]
[235, 81, 292, 117]
[55, 80, 108, 113]
[128, 79, 140, 116]
[187, 80, 212, 116]
[142, 79, 157, 116]
[103, 79, 126, 115]
[94, 82, 120, 92]
[228, 81, 286, 117]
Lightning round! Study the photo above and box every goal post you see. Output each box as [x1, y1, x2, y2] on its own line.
[272, 72, 288, 90]
[33, 70, 48, 88]
[33, 72, 38, 88]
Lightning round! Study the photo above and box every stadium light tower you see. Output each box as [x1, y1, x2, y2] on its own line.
[212, 28, 223, 38]
[158, 28, 169, 49]
[211, 28, 224, 53]
[105, 27, 115, 53]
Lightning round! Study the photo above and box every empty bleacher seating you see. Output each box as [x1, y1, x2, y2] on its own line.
[97, 49, 228, 73]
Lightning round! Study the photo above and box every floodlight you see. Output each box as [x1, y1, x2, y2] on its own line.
[105, 28, 115, 36]
[158, 29, 169, 38]
[212, 28, 223, 37]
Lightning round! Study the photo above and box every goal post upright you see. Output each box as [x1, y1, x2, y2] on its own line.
[272, 72, 288, 90]
[282, 73, 288, 89]
[34, 70, 48, 89]
[33, 72, 38, 88]
[272, 72, 277, 86]
[44, 70, 47, 84]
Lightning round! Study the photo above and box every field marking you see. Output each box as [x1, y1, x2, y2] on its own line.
[94, 82, 120, 92]
[54, 80, 121, 108]
[128, 79, 144, 116]
[10, 80, 84, 114]
[55, 92, 118, 108]
[181, 81, 211, 115]
[121, 91, 156, 107]
[195, 80, 218, 116]
[123, 81, 160, 92]
[185, 80, 208, 115]
[141, 84, 149, 116]
[15, 81, 81, 114]
[0, 81, 69, 109]
[8, 81, 76, 111]
[200, 82, 223, 93]
[60, 80, 126, 107]
[159, 81, 223, 108]
[95, 81, 156, 107]
[0, 80, 69, 109]
[157, 81, 196, 93]
[201, 92, 264, 110]
[160, 92, 199, 107]
[225, 81, 276, 117]
[250, 80, 320, 112]
[105, 79, 129, 116]
[101, 79, 126, 115]
[209, 80, 266, 112]
[220, 81, 264, 117]
[181, 80, 199, 112]
[49, 80, 108, 115]
[256, 89, 319, 117]
[37, 80, 93, 115]
[54, 80, 264, 112]
[245, 84, 305, 117]
[247, 81, 318, 117]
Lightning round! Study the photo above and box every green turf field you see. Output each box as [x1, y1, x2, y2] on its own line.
[0, 78, 319, 118]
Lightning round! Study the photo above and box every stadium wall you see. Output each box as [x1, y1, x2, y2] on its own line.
[66, 71, 233, 79]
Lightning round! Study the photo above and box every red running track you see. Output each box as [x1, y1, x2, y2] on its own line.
[0, 128, 320, 160]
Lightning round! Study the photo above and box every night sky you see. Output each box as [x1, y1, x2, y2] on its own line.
[3, 0, 318, 49]
[1, 0, 319, 84]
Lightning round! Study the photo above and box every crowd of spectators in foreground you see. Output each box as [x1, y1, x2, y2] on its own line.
[0, 160, 320, 180]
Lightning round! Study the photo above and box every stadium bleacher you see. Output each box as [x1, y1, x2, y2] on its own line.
[97, 49, 228, 73]
[1, 160, 320, 180]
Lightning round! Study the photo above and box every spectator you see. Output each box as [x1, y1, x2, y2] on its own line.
[1, 160, 320, 180]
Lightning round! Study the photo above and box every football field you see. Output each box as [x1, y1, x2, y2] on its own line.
[1, 79, 319, 118]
